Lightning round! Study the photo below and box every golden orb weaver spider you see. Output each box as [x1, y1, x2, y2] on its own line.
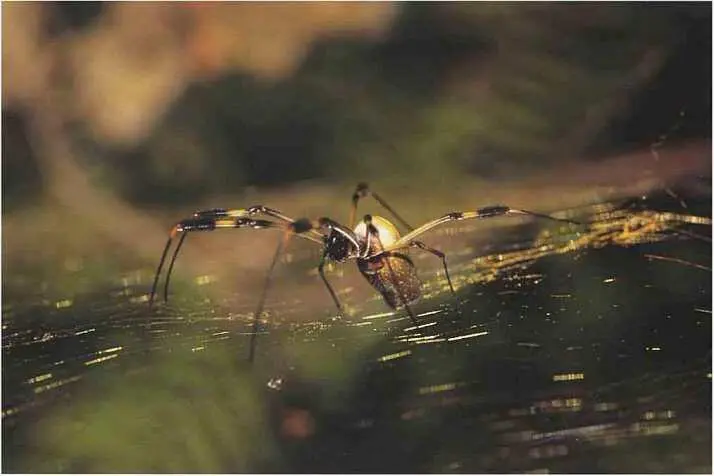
[149, 183, 578, 362]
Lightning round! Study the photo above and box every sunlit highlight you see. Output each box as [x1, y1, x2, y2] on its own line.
[377, 349, 412, 362]
[552, 372, 584, 382]
[447, 331, 488, 342]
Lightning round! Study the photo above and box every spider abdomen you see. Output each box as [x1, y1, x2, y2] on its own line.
[358, 253, 422, 309]
[353, 215, 400, 253]
[353, 215, 422, 308]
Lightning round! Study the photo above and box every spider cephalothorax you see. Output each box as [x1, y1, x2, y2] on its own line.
[323, 229, 355, 262]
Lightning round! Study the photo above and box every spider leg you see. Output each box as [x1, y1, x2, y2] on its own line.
[410, 241, 460, 313]
[162, 231, 188, 303]
[191, 206, 324, 241]
[249, 230, 292, 363]
[318, 251, 345, 316]
[395, 205, 581, 246]
[150, 213, 335, 363]
[350, 182, 414, 231]
[251, 216, 361, 361]
[149, 216, 323, 308]
[148, 234, 176, 311]
[159, 205, 321, 305]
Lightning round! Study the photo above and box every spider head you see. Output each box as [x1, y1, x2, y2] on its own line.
[324, 230, 356, 262]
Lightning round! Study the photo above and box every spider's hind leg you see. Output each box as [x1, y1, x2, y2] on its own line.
[350, 183, 414, 231]
[410, 240, 462, 317]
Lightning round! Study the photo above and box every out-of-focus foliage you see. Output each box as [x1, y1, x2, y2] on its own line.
[2, 112, 44, 211]
[13, 344, 281, 473]
[106, 3, 709, 205]
[2, 3, 710, 209]
[49, 1, 104, 33]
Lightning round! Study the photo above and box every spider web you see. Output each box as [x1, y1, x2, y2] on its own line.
[2, 183, 711, 472]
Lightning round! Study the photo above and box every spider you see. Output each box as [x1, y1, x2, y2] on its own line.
[149, 183, 578, 362]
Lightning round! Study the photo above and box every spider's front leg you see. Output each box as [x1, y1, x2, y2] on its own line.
[189, 205, 324, 241]
[149, 205, 331, 308]
[149, 207, 326, 309]
[149, 215, 294, 309]
[397, 205, 581, 245]
[371, 205, 581, 315]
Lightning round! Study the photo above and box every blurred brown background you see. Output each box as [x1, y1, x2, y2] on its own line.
[2, 1, 711, 302]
